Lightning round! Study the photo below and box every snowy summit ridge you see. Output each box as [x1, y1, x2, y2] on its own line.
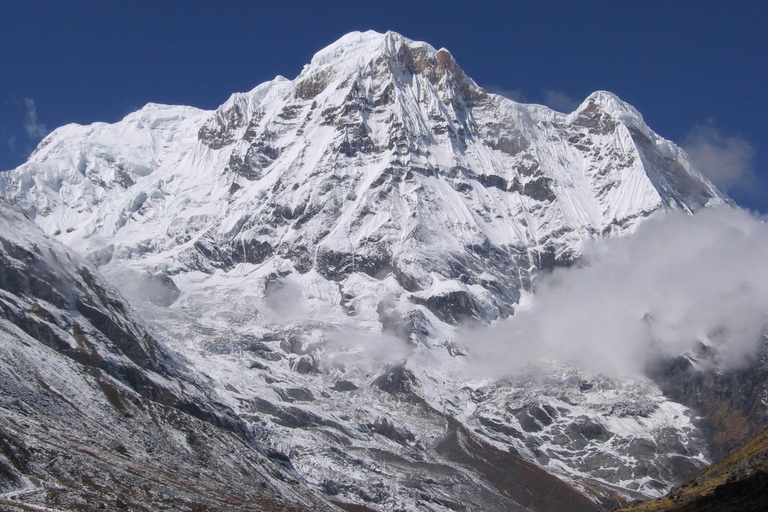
[0, 30, 724, 325]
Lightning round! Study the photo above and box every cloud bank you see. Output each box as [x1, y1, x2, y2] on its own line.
[464, 207, 768, 378]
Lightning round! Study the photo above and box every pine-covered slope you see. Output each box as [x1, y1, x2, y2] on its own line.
[0, 31, 742, 512]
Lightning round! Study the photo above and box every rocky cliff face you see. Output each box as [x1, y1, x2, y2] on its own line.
[0, 30, 748, 512]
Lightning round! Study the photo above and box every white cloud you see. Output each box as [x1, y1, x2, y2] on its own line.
[542, 89, 580, 113]
[683, 120, 755, 193]
[23, 98, 47, 139]
[462, 207, 768, 378]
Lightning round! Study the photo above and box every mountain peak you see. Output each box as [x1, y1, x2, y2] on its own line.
[300, 30, 469, 92]
[1, 30, 727, 307]
[571, 90, 647, 129]
[307, 30, 435, 70]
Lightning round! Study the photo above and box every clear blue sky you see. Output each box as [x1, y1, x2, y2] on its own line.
[2, 1, 766, 210]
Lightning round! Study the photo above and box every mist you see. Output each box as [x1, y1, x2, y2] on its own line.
[462, 207, 768, 378]
[264, 279, 309, 322]
[320, 327, 414, 375]
[102, 267, 181, 309]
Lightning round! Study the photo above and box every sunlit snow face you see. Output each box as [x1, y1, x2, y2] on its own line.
[461, 206, 768, 378]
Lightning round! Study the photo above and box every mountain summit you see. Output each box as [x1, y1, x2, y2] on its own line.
[0, 31, 736, 511]
[0, 30, 724, 324]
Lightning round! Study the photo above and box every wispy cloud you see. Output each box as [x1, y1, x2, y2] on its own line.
[542, 89, 580, 113]
[7, 135, 17, 153]
[485, 86, 526, 102]
[23, 98, 47, 139]
[682, 120, 756, 193]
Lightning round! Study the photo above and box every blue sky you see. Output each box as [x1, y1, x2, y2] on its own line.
[2, 1, 766, 210]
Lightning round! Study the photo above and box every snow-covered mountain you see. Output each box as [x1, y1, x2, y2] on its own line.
[0, 31, 724, 324]
[0, 30, 741, 511]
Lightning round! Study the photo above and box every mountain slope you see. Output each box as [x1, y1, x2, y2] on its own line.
[0, 202, 338, 511]
[0, 30, 739, 511]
